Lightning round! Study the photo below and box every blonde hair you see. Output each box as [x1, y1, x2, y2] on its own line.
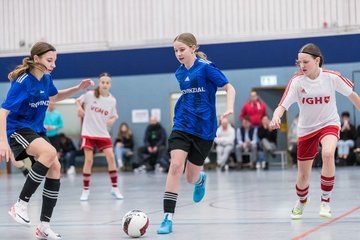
[173, 33, 207, 60]
[8, 42, 56, 81]
[116, 122, 133, 140]
[94, 72, 111, 98]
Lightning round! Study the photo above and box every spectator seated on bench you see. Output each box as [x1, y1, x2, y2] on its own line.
[336, 111, 357, 166]
[135, 116, 169, 173]
[235, 116, 258, 168]
[257, 115, 277, 170]
[114, 122, 135, 172]
[59, 133, 83, 175]
[214, 118, 235, 171]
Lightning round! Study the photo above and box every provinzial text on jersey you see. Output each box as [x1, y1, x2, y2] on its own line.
[181, 87, 206, 95]
[28, 100, 49, 108]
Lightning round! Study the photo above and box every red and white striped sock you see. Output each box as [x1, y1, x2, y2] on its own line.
[321, 175, 335, 202]
[296, 184, 309, 203]
[83, 173, 91, 190]
[109, 170, 118, 188]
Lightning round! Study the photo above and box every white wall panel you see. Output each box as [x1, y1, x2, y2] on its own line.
[0, 0, 359, 55]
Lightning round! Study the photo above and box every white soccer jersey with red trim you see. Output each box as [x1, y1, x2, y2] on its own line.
[279, 68, 353, 137]
[78, 91, 118, 138]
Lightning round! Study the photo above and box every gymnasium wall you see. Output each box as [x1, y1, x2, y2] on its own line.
[1, 34, 360, 152]
[1, 0, 359, 54]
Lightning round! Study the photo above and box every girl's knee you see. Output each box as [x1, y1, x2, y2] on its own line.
[169, 162, 183, 176]
[298, 172, 310, 182]
[322, 151, 335, 161]
[49, 160, 61, 172]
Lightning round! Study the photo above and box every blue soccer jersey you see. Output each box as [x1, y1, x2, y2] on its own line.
[1, 73, 58, 139]
[173, 58, 229, 140]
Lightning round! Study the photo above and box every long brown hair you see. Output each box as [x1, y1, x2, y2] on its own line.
[94, 72, 111, 98]
[173, 33, 207, 60]
[299, 43, 324, 67]
[116, 122, 133, 140]
[8, 42, 56, 81]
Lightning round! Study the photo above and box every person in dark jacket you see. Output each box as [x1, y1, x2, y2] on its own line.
[257, 115, 277, 169]
[136, 116, 168, 172]
[59, 133, 83, 175]
[337, 111, 356, 161]
[114, 122, 134, 171]
[235, 116, 258, 167]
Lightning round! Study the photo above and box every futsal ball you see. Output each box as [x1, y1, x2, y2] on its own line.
[122, 210, 149, 238]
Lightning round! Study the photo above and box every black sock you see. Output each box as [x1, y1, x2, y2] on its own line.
[19, 161, 49, 202]
[20, 167, 29, 177]
[40, 178, 60, 222]
[163, 192, 178, 213]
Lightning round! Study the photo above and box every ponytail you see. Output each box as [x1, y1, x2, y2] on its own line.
[195, 51, 207, 60]
[8, 57, 32, 81]
[94, 86, 100, 98]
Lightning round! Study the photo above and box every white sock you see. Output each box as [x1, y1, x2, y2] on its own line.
[41, 221, 50, 227]
[18, 199, 29, 207]
[164, 213, 173, 221]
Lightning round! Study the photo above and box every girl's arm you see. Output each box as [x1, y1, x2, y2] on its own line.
[221, 83, 236, 119]
[76, 98, 85, 118]
[270, 105, 286, 130]
[348, 92, 360, 111]
[0, 108, 13, 162]
[107, 115, 118, 129]
[50, 79, 94, 102]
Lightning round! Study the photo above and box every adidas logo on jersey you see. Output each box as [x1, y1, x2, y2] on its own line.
[184, 76, 190, 82]
[301, 88, 307, 94]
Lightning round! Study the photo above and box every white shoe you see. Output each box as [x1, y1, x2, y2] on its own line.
[319, 201, 331, 218]
[35, 222, 61, 240]
[8, 201, 31, 226]
[291, 199, 309, 220]
[80, 189, 90, 201]
[261, 161, 266, 169]
[111, 187, 124, 200]
[66, 166, 76, 175]
[256, 162, 261, 169]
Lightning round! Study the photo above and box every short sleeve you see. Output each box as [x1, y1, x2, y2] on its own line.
[279, 77, 298, 110]
[206, 63, 229, 88]
[1, 81, 28, 112]
[111, 98, 119, 119]
[334, 74, 353, 97]
[48, 76, 58, 97]
[77, 91, 89, 104]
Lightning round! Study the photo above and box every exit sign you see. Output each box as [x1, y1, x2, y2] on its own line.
[260, 75, 277, 86]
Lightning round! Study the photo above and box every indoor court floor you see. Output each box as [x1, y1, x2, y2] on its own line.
[1, 166, 360, 240]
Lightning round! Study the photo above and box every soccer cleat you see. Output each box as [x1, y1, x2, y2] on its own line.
[80, 189, 90, 201]
[157, 214, 173, 234]
[8, 201, 31, 226]
[35, 223, 61, 240]
[111, 187, 124, 200]
[291, 199, 309, 220]
[319, 201, 332, 218]
[193, 172, 207, 203]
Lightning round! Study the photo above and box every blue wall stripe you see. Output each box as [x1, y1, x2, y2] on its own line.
[1, 33, 359, 82]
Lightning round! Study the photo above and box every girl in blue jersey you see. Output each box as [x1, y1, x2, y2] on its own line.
[0, 42, 93, 240]
[157, 33, 236, 234]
